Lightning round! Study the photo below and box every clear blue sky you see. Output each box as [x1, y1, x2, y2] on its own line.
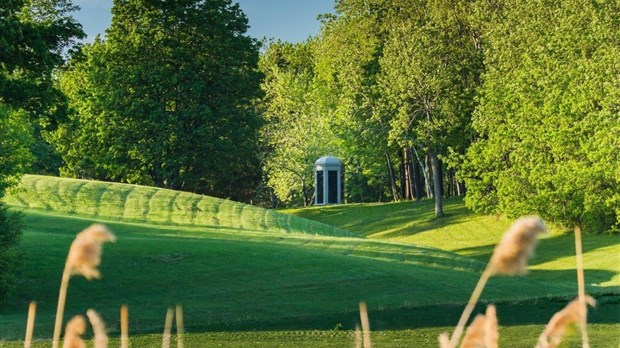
[71, 0, 335, 43]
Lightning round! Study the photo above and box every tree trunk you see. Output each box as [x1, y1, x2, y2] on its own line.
[424, 154, 433, 198]
[412, 146, 432, 199]
[301, 180, 314, 207]
[404, 147, 414, 200]
[438, 159, 444, 197]
[428, 149, 444, 218]
[411, 148, 422, 200]
[385, 152, 400, 202]
[398, 150, 406, 200]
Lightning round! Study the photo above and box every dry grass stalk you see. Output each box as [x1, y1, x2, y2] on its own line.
[63, 315, 86, 348]
[448, 216, 546, 348]
[176, 304, 184, 348]
[121, 305, 129, 348]
[24, 301, 37, 348]
[359, 301, 372, 348]
[86, 309, 108, 348]
[162, 307, 174, 348]
[574, 226, 589, 348]
[484, 305, 498, 348]
[354, 324, 362, 348]
[52, 224, 116, 348]
[438, 332, 450, 348]
[536, 296, 596, 348]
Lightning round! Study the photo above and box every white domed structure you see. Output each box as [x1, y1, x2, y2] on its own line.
[314, 156, 344, 205]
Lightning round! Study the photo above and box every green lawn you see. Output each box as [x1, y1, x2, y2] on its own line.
[284, 199, 620, 287]
[0, 176, 618, 347]
[1, 325, 618, 347]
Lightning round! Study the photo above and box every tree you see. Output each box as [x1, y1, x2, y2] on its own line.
[312, 0, 395, 203]
[0, 0, 85, 174]
[0, 0, 83, 302]
[54, 0, 263, 201]
[0, 105, 34, 197]
[377, 0, 483, 217]
[259, 40, 337, 206]
[460, 0, 620, 233]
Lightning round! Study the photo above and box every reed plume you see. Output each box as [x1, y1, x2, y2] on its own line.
[460, 315, 485, 348]
[86, 309, 108, 348]
[24, 301, 36, 348]
[62, 315, 86, 348]
[455, 305, 498, 348]
[447, 216, 546, 348]
[489, 216, 546, 276]
[536, 296, 596, 348]
[121, 305, 129, 348]
[52, 224, 116, 348]
[359, 301, 372, 348]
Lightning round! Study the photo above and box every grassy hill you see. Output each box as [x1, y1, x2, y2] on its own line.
[284, 199, 620, 288]
[6, 175, 352, 237]
[0, 176, 618, 347]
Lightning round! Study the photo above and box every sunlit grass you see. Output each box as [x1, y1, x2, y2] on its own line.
[283, 198, 620, 288]
[1, 176, 618, 346]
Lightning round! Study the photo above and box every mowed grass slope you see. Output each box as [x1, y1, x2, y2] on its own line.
[6, 175, 352, 238]
[0, 177, 515, 334]
[284, 199, 620, 288]
[0, 176, 618, 347]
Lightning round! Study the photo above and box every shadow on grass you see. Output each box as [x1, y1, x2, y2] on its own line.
[292, 198, 476, 238]
[197, 294, 620, 332]
[453, 233, 620, 265]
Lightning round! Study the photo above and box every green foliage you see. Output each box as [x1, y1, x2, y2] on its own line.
[0, 203, 23, 305]
[375, 0, 484, 215]
[460, 0, 620, 233]
[54, 0, 263, 201]
[259, 40, 338, 206]
[0, 0, 82, 305]
[0, 104, 34, 197]
[378, 2, 480, 152]
[259, 0, 485, 207]
[313, 2, 393, 202]
[0, 0, 84, 115]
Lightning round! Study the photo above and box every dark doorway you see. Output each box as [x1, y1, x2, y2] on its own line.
[328, 170, 338, 203]
[317, 171, 324, 204]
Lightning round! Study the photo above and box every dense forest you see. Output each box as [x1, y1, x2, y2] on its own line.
[260, 0, 620, 235]
[2, 0, 619, 236]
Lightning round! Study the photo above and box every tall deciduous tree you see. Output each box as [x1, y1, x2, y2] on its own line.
[378, 0, 483, 217]
[460, 0, 620, 233]
[54, 0, 263, 201]
[0, 0, 83, 302]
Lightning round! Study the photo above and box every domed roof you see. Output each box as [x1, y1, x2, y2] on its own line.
[315, 156, 342, 165]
